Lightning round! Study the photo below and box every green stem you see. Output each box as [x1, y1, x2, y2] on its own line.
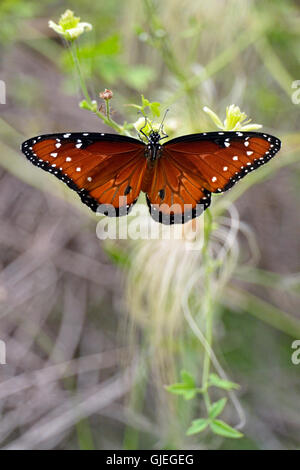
[94, 108, 129, 135]
[68, 40, 131, 136]
[166, 27, 262, 107]
[105, 99, 110, 120]
[69, 41, 92, 105]
[201, 209, 214, 413]
[123, 353, 147, 450]
[143, 0, 187, 82]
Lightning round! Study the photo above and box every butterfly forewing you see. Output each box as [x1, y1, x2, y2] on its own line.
[163, 131, 281, 193]
[22, 133, 146, 215]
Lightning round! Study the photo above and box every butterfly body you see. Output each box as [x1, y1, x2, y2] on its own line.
[141, 132, 164, 194]
[144, 130, 163, 162]
[21, 130, 281, 224]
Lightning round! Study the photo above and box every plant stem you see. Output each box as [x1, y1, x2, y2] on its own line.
[123, 353, 147, 450]
[68, 40, 131, 136]
[94, 108, 130, 135]
[105, 99, 110, 120]
[201, 209, 214, 412]
[69, 41, 92, 106]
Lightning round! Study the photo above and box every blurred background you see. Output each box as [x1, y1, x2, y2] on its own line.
[0, 0, 299, 450]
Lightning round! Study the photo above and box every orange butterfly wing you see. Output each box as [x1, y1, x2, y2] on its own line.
[22, 133, 146, 215]
[22, 131, 281, 224]
[146, 131, 281, 224]
[145, 153, 211, 224]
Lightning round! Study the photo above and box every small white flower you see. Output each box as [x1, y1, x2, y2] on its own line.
[49, 9, 92, 41]
[203, 104, 262, 131]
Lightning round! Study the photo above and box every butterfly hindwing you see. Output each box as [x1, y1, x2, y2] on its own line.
[145, 152, 211, 224]
[21, 133, 146, 215]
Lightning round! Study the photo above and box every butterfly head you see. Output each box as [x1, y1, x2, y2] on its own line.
[149, 131, 162, 144]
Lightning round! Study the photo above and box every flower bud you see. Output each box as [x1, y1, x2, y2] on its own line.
[99, 89, 113, 101]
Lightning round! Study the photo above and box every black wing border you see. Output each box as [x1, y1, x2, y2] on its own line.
[163, 131, 281, 148]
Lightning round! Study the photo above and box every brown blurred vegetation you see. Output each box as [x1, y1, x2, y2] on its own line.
[0, 0, 299, 450]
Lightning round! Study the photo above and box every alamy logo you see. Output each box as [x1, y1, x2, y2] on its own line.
[0, 80, 6, 104]
[0, 340, 6, 365]
[291, 340, 300, 365]
[95, 202, 205, 248]
[291, 80, 300, 104]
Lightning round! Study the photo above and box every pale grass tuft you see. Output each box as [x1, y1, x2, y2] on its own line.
[121, 203, 259, 396]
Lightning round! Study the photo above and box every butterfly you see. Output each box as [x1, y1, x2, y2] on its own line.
[21, 124, 281, 224]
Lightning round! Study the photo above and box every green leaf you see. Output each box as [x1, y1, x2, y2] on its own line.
[208, 373, 240, 391]
[94, 57, 123, 84]
[79, 99, 97, 112]
[103, 242, 130, 268]
[149, 101, 161, 117]
[124, 66, 156, 90]
[186, 419, 209, 436]
[79, 99, 91, 110]
[140, 95, 161, 116]
[141, 95, 150, 108]
[210, 420, 243, 439]
[79, 34, 121, 58]
[209, 398, 227, 419]
[165, 385, 196, 400]
[165, 370, 197, 400]
[180, 370, 195, 386]
[76, 418, 95, 450]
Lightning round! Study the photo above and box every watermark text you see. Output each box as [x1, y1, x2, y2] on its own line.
[291, 339, 300, 365]
[95, 201, 205, 249]
[291, 80, 300, 104]
[0, 340, 6, 365]
[0, 80, 6, 104]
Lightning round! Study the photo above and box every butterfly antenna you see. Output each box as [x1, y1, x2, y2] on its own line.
[147, 116, 154, 132]
[139, 115, 150, 141]
[159, 108, 169, 134]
